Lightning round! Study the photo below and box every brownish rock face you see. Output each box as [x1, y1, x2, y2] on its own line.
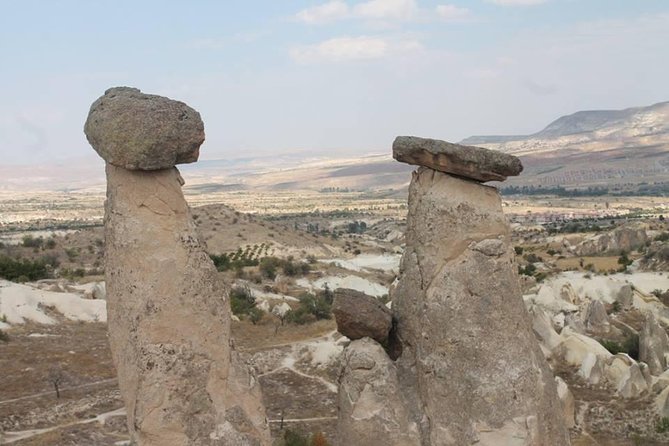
[87, 87, 270, 445]
[332, 288, 392, 344]
[104, 166, 270, 445]
[85, 87, 204, 170]
[338, 162, 570, 446]
[392, 136, 523, 182]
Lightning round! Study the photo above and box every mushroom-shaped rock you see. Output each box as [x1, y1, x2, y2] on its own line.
[333, 288, 392, 344]
[392, 136, 523, 182]
[84, 87, 204, 170]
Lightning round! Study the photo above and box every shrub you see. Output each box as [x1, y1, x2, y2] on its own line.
[259, 257, 281, 280]
[0, 330, 9, 342]
[600, 335, 639, 359]
[297, 292, 332, 320]
[22, 235, 43, 248]
[310, 432, 330, 446]
[281, 430, 309, 446]
[248, 307, 263, 325]
[0, 255, 50, 282]
[514, 246, 524, 255]
[229, 285, 257, 317]
[655, 232, 669, 242]
[657, 417, 669, 433]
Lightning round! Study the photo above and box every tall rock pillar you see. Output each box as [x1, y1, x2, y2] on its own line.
[337, 136, 570, 445]
[84, 87, 270, 446]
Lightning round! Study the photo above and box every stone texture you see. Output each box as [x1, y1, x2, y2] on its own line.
[387, 168, 568, 445]
[103, 165, 269, 445]
[555, 377, 576, 429]
[392, 136, 523, 182]
[556, 327, 612, 367]
[616, 284, 634, 310]
[528, 305, 561, 354]
[578, 352, 605, 385]
[332, 288, 392, 344]
[584, 300, 610, 334]
[640, 313, 669, 375]
[575, 224, 648, 256]
[337, 338, 421, 446]
[85, 87, 204, 170]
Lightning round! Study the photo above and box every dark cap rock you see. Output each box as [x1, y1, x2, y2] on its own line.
[84, 87, 205, 170]
[333, 288, 392, 344]
[393, 136, 523, 182]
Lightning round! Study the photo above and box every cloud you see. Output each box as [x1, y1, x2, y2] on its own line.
[296, 1, 350, 24]
[290, 35, 422, 63]
[435, 4, 471, 21]
[296, 0, 419, 24]
[488, 0, 547, 5]
[353, 0, 417, 20]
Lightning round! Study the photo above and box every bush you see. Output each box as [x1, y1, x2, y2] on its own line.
[229, 285, 257, 317]
[248, 307, 263, 325]
[259, 256, 281, 280]
[22, 235, 43, 248]
[600, 335, 639, 359]
[0, 330, 9, 342]
[514, 246, 524, 255]
[281, 430, 309, 446]
[276, 430, 330, 446]
[297, 292, 332, 320]
[0, 255, 50, 282]
[657, 417, 669, 433]
[655, 232, 669, 242]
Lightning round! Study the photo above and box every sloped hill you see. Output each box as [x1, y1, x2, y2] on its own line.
[462, 101, 669, 189]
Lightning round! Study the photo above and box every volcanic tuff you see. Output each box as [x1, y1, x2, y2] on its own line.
[338, 138, 570, 445]
[85, 87, 270, 445]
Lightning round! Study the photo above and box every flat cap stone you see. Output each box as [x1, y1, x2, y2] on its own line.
[333, 288, 392, 344]
[392, 136, 523, 182]
[84, 87, 205, 170]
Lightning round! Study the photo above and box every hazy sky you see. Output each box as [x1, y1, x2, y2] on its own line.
[1, 0, 668, 165]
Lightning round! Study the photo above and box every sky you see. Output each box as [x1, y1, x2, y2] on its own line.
[1, 0, 668, 165]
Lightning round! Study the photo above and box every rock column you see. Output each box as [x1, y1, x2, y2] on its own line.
[85, 87, 270, 446]
[337, 136, 570, 445]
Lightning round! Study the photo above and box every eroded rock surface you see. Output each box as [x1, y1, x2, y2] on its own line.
[89, 88, 270, 445]
[332, 288, 392, 344]
[85, 87, 204, 170]
[392, 136, 523, 182]
[337, 338, 421, 446]
[338, 148, 569, 445]
[640, 313, 669, 375]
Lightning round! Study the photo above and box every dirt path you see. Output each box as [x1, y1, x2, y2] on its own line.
[0, 378, 118, 406]
[1, 407, 125, 445]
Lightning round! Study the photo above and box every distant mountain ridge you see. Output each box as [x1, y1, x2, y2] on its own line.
[462, 101, 669, 148]
[460, 100, 669, 189]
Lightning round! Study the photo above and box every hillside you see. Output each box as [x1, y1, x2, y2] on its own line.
[461, 101, 669, 189]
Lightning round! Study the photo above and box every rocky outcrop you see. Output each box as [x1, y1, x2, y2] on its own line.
[575, 224, 648, 256]
[332, 288, 392, 344]
[86, 87, 269, 446]
[392, 136, 523, 182]
[339, 138, 570, 445]
[640, 313, 669, 375]
[584, 300, 610, 334]
[555, 377, 576, 429]
[85, 87, 204, 170]
[338, 338, 421, 446]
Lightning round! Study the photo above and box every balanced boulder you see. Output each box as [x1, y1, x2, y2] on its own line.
[84, 87, 204, 170]
[392, 136, 523, 182]
[333, 288, 392, 345]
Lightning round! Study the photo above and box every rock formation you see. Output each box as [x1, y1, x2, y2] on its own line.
[85, 87, 270, 446]
[337, 136, 570, 445]
[332, 288, 392, 344]
[640, 313, 669, 375]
